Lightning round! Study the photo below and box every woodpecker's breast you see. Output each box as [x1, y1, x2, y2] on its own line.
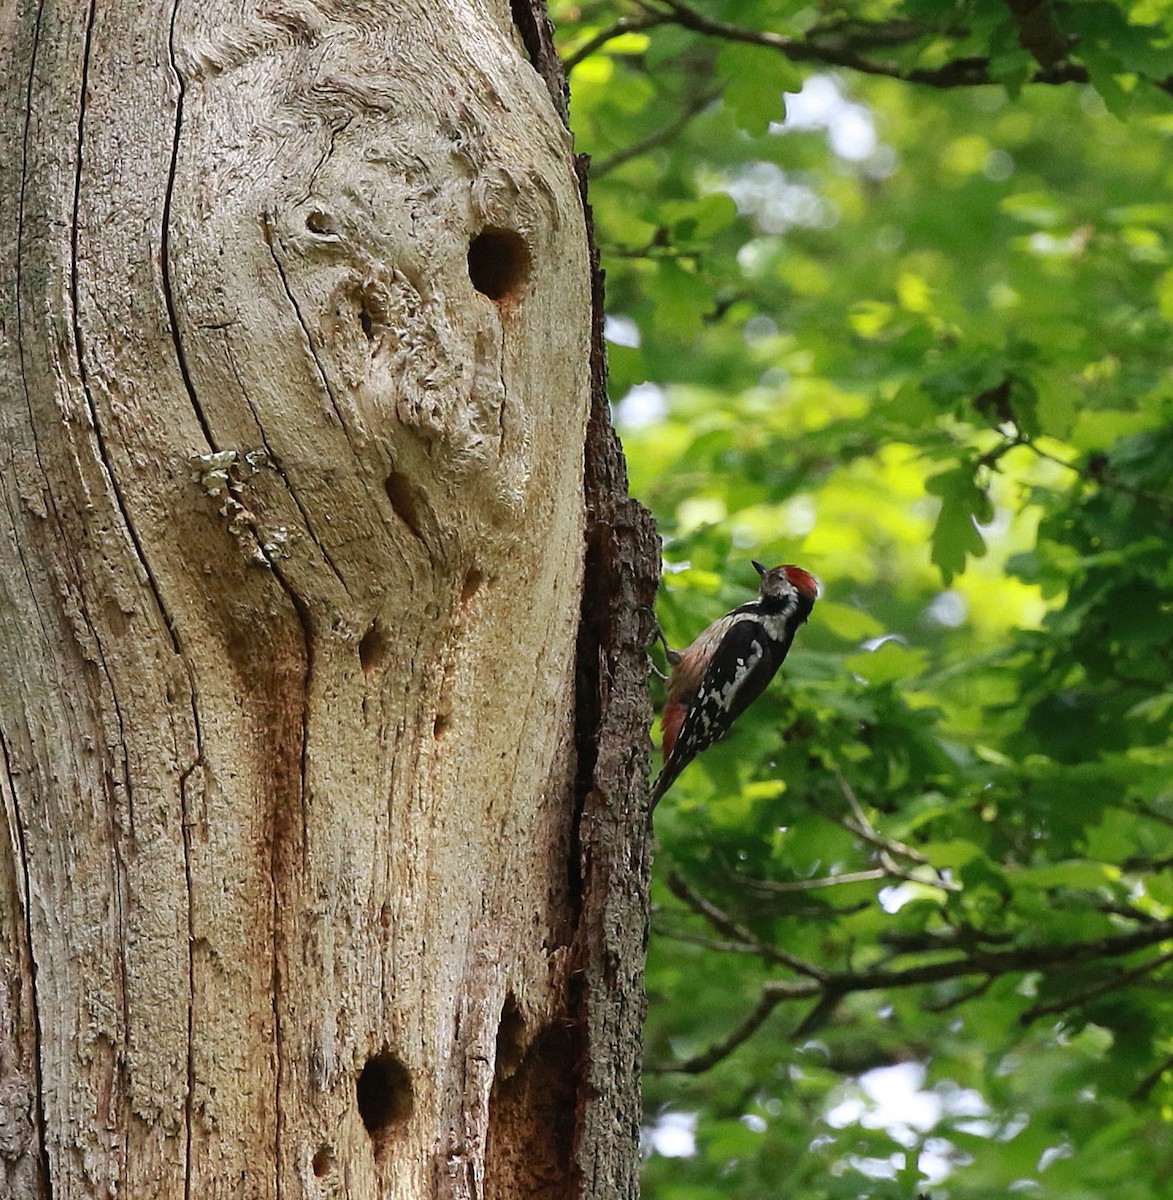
[758, 606, 797, 646]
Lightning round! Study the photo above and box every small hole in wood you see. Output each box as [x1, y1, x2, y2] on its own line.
[433, 712, 451, 739]
[495, 992, 527, 1080]
[461, 567, 484, 605]
[359, 621, 389, 673]
[311, 1145, 335, 1177]
[384, 472, 425, 544]
[356, 1052, 413, 1154]
[353, 281, 388, 344]
[305, 210, 337, 236]
[468, 228, 530, 302]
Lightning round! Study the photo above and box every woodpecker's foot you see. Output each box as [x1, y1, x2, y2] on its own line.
[644, 621, 680, 679]
[651, 623, 681, 666]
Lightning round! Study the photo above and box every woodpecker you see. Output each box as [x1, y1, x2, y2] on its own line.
[651, 561, 819, 807]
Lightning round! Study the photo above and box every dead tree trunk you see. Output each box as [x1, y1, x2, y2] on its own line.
[0, 1, 657, 1197]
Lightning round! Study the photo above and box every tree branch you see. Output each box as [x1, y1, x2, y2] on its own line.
[826, 772, 962, 893]
[645, 978, 818, 1073]
[665, 870, 827, 980]
[592, 87, 720, 177]
[741, 867, 889, 893]
[1021, 949, 1173, 1022]
[1131, 1052, 1173, 1102]
[562, 12, 667, 72]
[650, 908, 1173, 1073]
[624, 0, 1173, 95]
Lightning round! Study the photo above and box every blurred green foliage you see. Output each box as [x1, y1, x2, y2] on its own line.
[553, 1, 1173, 1196]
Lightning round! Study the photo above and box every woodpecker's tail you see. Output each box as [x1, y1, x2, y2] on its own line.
[650, 759, 684, 810]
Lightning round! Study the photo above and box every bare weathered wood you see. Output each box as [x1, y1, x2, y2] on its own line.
[0, 1, 652, 1196]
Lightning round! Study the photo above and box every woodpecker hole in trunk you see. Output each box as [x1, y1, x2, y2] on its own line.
[359, 621, 389, 673]
[468, 228, 530, 302]
[384, 472, 427, 545]
[461, 567, 484, 605]
[356, 1052, 413, 1156]
[494, 992, 527, 1080]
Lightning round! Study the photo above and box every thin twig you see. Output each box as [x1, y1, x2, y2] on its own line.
[665, 871, 827, 980]
[1131, 1052, 1173, 1102]
[658, 928, 771, 956]
[790, 989, 845, 1040]
[835, 773, 929, 865]
[828, 773, 962, 893]
[922, 975, 995, 1012]
[879, 925, 1015, 953]
[561, 12, 667, 72]
[1022, 949, 1173, 1022]
[592, 87, 720, 177]
[1133, 798, 1173, 831]
[1021, 438, 1173, 510]
[645, 978, 817, 1073]
[742, 867, 889, 893]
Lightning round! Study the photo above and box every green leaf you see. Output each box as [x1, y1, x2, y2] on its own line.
[816, 601, 885, 642]
[1008, 860, 1119, 890]
[842, 640, 928, 685]
[924, 467, 991, 585]
[716, 42, 801, 135]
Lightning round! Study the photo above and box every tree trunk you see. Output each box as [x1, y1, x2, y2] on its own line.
[0, 2, 657, 1197]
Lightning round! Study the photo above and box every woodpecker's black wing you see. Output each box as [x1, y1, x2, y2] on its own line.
[653, 618, 780, 804]
[682, 617, 780, 746]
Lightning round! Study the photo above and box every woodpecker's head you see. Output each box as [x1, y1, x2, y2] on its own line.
[752, 561, 821, 609]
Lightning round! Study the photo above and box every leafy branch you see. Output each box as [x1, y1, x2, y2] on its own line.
[648, 900, 1173, 1073]
[665, 871, 827, 980]
[564, 0, 1173, 97]
[827, 771, 961, 894]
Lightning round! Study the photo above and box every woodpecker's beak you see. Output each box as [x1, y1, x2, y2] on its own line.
[752, 560, 766, 576]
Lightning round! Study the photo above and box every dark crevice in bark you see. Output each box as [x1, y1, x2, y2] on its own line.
[256, 219, 357, 594]
[269, 580, 315, 1200]
[507, 0, 570, 123]
[13, 0, 55, 526]
[68, 0, 138, 839]
[162, 5, 215, 470]
[570, 154, 660, 859]
[12, 11, 61, 1195]
[0, 724, 52, 1200]
[485, 1020, 581, 1199]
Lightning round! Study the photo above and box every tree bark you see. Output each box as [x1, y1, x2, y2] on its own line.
[0, 1, 656, 1197]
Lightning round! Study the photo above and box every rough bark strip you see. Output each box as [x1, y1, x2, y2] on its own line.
[571, 154, 660, 1200]
[505, 1, 660, 1192]
[508, 0, 570, 124]
[0, 728, 48, 1199]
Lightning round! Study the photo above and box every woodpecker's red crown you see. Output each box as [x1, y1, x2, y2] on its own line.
[751, 560, 821, 604]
